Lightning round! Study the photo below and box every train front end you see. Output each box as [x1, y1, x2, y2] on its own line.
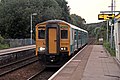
[36, 20, 70, 67]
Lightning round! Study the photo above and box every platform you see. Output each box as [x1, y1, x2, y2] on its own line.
[49, 45, 120, 80]
[0, 45, 35, 56]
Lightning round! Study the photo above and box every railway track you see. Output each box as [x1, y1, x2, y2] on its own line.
[0, 55, 38, 77]
[27, 68, 46, 80]
[27, 68, 58, 80]
[88, 38, 96, 45]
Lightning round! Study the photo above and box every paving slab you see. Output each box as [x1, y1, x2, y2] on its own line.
[49, 45, 120, 80]
[81, 45, 120, 80]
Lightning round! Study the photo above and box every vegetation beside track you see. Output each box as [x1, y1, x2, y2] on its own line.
[0, 44, 9, 50]
[103, 41, 116, 56]
[91, 22, 116, 57]
[0, 35, 9, 49]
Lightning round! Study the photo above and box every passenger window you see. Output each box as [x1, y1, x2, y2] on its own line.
[61, 30, 68, 39]
[78, 32, 81, 39]
[38, 30, 45, 39]
[74, 32, 76, 40]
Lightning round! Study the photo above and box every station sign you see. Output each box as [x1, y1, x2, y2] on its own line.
[114, 14, 120, 23]
[98, 14, 115, 20]
[115, 14, 120, 19]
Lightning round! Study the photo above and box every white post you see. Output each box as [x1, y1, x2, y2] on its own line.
[30, 13, 37, 45]
[30, 14, 33, 45]
[107, 20, 109, 41]
[110, 24, 113, 48]
[110, 0, 114, 48]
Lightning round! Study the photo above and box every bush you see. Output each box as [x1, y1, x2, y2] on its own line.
[0, 35, 9, 49]
[0, 35, 4, 44]
[103, 41, 116, 56]
[0, 43, 9, 49]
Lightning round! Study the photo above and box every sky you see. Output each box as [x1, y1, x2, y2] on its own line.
[66, 0, 120, 23]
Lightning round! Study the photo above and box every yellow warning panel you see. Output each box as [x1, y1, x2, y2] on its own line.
[98, 14, 115, 20]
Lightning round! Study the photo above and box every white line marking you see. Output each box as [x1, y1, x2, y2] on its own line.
[72, 60, 81, 62]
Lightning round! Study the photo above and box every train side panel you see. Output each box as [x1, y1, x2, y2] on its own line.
[70, 28, 78, 55]
[78, 31, 82, 49]
[70, 28, 88, 56]
[70, 28, 74, 55]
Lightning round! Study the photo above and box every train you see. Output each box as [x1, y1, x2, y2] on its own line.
[35, 20, 88, 67]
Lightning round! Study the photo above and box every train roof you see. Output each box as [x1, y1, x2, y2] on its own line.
[39, 20, 88, 33]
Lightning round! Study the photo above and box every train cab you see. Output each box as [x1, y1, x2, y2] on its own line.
[36, 20, 70, 67]
[35, 20, 88, 67]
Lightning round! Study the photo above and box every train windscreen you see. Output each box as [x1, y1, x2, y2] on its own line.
[61, 30, 68, 39]
[38, 30, 45, 39]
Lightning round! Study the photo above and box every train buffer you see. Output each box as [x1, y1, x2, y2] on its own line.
[49, 45, 120, 80]
[0, 45, 36, 56]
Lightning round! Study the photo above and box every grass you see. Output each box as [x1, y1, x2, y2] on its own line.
[103, 41, 116, 56]
[0, 43, 9, 50]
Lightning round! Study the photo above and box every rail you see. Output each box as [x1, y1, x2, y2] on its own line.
[0, 55, 38, 77]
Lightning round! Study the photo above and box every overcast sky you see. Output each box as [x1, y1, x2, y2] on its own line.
[66, 0, 120, 23]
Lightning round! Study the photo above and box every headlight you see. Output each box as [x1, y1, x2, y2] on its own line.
[61, 47, 67, 51]
[61, 47, 64, 50]
[39, 47, 45, 51]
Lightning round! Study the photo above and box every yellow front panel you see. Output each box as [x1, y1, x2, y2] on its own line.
[49, 28, 57, 54]
[59, 23, 70, 56]
[35, 24, 46, 56]
[59, 23, 70, 55]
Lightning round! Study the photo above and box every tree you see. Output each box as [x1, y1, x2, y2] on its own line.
[41, 0, 62, 21]
[55, 0, 71, 22]
[0, 0, 35, 38]
[0, 0, 64, 38]
[93, 25, 107, 41]
[70, 14, 86, 29]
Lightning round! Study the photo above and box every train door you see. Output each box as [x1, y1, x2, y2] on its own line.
[49, 28, 57, 54]
[46, 24, 60, 54]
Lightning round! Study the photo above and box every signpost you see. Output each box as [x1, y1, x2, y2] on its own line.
[98, 14, 115, 20]
[98, 0, 120, 61]
[98, 12, 120, 48]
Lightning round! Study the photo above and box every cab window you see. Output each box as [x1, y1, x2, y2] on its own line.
[38, 30, 45, 39]
[61, 30, 68, 39]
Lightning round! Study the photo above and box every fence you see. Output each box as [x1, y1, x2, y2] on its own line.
[3, 39, 35, 48]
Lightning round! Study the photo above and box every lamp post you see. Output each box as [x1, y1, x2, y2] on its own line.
[30, 13, 37, 45]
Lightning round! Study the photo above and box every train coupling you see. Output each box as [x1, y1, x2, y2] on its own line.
[49, 55, 56, 62]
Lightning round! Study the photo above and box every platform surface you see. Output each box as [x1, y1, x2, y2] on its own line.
[0, 45, 35, 56]
[49, 45, 120, 80]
